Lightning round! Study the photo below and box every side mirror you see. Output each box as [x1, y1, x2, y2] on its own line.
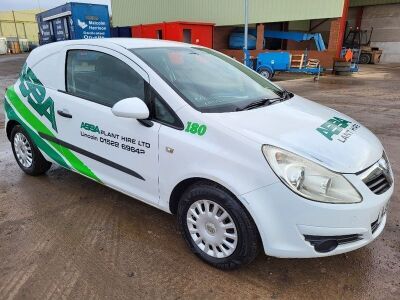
[111, 97, 149, 119]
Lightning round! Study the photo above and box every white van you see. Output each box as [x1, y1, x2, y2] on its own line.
[4, 39, 393, 269]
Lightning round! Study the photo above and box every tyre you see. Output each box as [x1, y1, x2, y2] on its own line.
[333, 61, 351, 67]
[177, 181, 260, 270]
[359, 53, 371, 64]
[335, 71, 352, 76]
[258, 68, 273, 80]
[11, 125, 51, 176]
[334, 66, 351, 72]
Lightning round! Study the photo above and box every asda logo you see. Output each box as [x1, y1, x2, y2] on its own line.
[81, 122, 100, 133]
[316, 117, 351, 141]
[19, 64, 57, 132]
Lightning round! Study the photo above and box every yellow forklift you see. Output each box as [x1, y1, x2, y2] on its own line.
[343, 27, 382, 64]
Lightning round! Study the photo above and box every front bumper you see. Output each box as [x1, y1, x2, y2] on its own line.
[240, 173, 393, 258]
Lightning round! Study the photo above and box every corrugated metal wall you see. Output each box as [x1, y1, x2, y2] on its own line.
[350, 0, 400, 7]
[111, 0, 345, 27]
[361, 3, 400, 62]
[0, 10, 41, 43]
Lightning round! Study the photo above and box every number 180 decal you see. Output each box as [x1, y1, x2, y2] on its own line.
[185, 122, 207, 136]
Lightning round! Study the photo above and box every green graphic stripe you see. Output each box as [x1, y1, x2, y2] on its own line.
[6, 87, 101, 182]
[4, 99, 70, 169]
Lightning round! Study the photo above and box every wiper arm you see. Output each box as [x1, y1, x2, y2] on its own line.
[279, 89, 293, 100]
[236, 97, 283, 111]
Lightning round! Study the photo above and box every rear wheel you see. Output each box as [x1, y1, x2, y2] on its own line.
[177, 181, 260, 270]
[359, 53, 371, 64]
[11, 125, 51, 175]
[258, 68, 273, 80]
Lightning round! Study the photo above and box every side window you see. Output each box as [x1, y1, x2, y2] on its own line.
[149, 88, 183, 129]
[66, 50, 145, 107]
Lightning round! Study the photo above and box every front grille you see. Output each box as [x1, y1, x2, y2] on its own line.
[359, 155, 392, 195]
[364, 173, 391, 195]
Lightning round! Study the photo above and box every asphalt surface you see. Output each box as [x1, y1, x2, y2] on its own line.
[0, 54, 399, 299]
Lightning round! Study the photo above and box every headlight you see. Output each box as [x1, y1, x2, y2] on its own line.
[262, 145, 362, 204]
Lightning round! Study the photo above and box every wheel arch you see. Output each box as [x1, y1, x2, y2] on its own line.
[169, 176, 246, 214]
[169, 177, 264, 254]
[170, 177, 207, 214]
[6, 120, 20, 141]
[169, 177, 248, 215]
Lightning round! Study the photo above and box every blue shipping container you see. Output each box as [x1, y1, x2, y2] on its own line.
[36, 2, 110, 45]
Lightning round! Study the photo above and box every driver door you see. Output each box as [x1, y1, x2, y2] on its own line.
[53, 45, 160, 205]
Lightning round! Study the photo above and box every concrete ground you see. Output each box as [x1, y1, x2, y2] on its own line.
[0, 53, 399, 299]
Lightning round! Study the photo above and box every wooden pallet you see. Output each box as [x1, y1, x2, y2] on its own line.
[307, 58, 320, 68]
[290, 54, 305, 69]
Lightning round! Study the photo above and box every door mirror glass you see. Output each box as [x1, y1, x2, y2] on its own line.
[111, 97, 149, 119]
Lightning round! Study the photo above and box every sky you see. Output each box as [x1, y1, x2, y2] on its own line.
[0, 0, 111, 11]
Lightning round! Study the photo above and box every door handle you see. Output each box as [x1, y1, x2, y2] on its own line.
[57, 110, 72, 118]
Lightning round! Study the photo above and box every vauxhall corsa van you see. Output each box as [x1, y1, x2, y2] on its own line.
[4, 39, 394, 269]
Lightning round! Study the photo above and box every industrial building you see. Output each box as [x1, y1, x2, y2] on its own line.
[0, 9, 41, 44]
[111, 0, 400, 64]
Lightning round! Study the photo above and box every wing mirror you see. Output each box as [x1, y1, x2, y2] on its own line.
[111, 97, 149, 119]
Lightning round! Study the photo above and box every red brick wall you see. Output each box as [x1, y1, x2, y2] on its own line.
[328, 18, 341, 51]
[328, 0, 349, 56]
[286, 40, 317, 51]
[288, 49, 336, 68]
[256, 24, 264, 50]
[213, 26, 236, 50]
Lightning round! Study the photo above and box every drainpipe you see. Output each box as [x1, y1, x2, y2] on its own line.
[336, 0, 350, 57]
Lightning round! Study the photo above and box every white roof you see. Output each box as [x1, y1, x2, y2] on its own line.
[45, 38, 191, 50]
[106, 38, 192, 49]
[28, 38, 194, 67]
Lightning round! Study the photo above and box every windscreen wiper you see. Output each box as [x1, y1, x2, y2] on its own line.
[236, 97, 283, 111]
[279, 89, 293, 100]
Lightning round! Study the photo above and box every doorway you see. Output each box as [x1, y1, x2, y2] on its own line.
[183, 29, 192, 43]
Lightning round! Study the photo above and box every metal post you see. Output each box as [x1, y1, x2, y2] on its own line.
[243, 0, 249, 64]
[244, 0, 248, 51]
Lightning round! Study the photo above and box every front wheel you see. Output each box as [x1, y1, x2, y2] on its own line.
[177, 182, 260, 270]
[11, 125, 51, 175]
